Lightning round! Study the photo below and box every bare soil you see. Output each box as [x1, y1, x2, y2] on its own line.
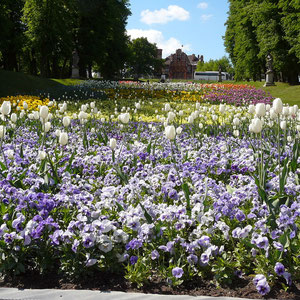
[1, 271, 300, 300]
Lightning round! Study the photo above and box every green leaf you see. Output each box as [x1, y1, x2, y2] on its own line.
[182, 182, 191, 217]
[139, 202, 153, 224]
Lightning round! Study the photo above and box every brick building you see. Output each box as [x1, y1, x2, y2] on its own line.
[162, 49, 203, 79]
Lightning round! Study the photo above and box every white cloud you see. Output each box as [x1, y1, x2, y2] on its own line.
[127, 29, 191, 58]
[200, 14, 213, 22]
[140, 5, 190, 25]
[197, 2, 208, 10]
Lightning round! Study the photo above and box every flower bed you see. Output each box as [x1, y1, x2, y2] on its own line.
[0, 97, 299, 297]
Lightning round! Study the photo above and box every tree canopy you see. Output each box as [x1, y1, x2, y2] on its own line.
[196, 56, 234, 75]
[127, 37, 163, 80]
[224, 0, 300, 84]
[0, 0, 131, 79]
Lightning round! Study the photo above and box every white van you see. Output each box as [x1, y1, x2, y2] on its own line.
[194, 71, 230, 81]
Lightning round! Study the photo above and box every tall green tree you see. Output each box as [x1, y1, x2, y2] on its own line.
[76, 0, 131, 79]
[224, 0, 300, 84]
[127, 37, 163, 79]
[23, 0, 76, 77]
[0, 0, 25, 71]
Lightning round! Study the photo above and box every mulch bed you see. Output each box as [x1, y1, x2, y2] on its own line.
[1, 271, 300, 299]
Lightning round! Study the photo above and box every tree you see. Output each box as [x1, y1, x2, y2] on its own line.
[0, 0, 25, 71]
[76, 0, 131, 79]
[196, 56, 234, 76]
[22, 0, 76, 77]
[224, 0, 300, 84]
[127, 37, 163, 79]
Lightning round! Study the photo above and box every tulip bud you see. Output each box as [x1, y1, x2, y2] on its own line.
[63, 116, 71, 127]
[233, 117, 240, 126]
[135, 102, 141, 110]
[255, 103, 266, 117]
[109, 138, 117, 150]
[250, 118, 263, 134]
[40, 106, 49, 120]
[11, 113, 17, 123]
[1, 101, 11, 116]
[280, 120, 287, 130]
[282, 107, 289, 116]
[272, 98, 283, 114]
[188, 115, 194, 124]
[118, 113, 130, 124]
[90, 102, 95, 109]
[38, 150, 47, 160]
[59, 132, 68, 146]
[33, 111, 39, 120]
[164, 103, 171, 112]
[167, 111, 176, 122]
[248, 104, 255, 114]
[219, 104, 226, 113]
[0, 125, 6, 139]
[44, 122, 51, 133]
[176, 127, 182, 135]
[5, 149, 14, 159]
[165, 125, 176, 140]
[55, 129, 61, 137]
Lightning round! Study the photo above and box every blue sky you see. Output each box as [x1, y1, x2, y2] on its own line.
[126, 0, 229, 61]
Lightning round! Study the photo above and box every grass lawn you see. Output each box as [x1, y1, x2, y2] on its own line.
[0, 70, 82, 97]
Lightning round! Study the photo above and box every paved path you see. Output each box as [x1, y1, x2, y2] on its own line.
[0, 288, 258, 300]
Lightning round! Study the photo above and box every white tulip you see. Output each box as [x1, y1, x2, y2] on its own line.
[28, 113, 34, 120]
[38, 150, 47, 160]
[55, 129, 61, 137]
[90, 102, 95, 109]
[167, 111, 176, 122]
[196, 102, 200, 110]
[287, 136, 292, 142]
[118, 113, 130, 124]
[135, 102, 141, 109]
[59, 132, 68, 146]
[0, 125, 6, 139]
[11, 113, 17, 123]
[282, 107, 289, 116]
[5, 149, 14, 159]
[176, 126, 182, 135]
[33, 111, 39, 120]
[44, 122, 51, 133]
[272, 98, 283, 114]
[269, 108, 277, 119]
[178, 110, 184, 116]
[91, 128, 95, 133]
[1, 101, 11, 116]
[248, 104, 255, 114]
[250, 118, 263, 134]
[280, 120, 287, 130]
[165, 125, 176, 140]
[188, 115, 194, 124]
[219, 104, 226, 113]
[48, 101, 53, 107]
[199, 123, 203, 129]
[39, 106, 49, 120]
[266, 104, 271, 111]
[233, 129, 239, 137]
[233, 117, 240, 126]
[255, 103, 266, 117]
[63, 116, 71, 127]
[109, 138, 117, 150]
[23, 101, 28, 110]
[164, 103, 171, 112]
